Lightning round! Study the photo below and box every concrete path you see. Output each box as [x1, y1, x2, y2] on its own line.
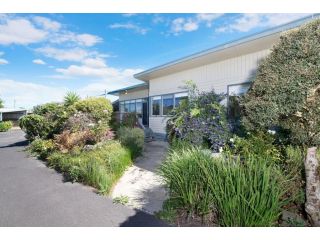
[112, 141, 168, 214]
[0, 129, 167, 227]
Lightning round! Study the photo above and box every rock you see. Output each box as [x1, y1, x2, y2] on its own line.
[83, 145, 95, 151]
[280, 210, 307, 227]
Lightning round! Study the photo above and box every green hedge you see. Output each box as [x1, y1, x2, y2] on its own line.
[117, 127, 144, 158]
[0, 121, 13, 132]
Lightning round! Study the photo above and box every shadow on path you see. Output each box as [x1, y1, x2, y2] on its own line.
[120, 210, 169, 227]
[0, 140, 29, 149]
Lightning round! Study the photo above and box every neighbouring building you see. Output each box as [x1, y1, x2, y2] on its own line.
[0, 108, 27, 124]
[108, 15, 319, 139]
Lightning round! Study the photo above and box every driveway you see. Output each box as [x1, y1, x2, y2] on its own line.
[0, 129, 167, 227]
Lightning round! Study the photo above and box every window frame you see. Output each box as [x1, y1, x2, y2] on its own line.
[149, 91, 188, 117]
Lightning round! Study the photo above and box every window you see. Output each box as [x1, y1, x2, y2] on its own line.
[174, 92, 188, 107]
[120, 102, 125, 113]
[129, 100, 136, 112]
[162, 95, 174, 115]
[152, 96, 161, 116]
[136, 99, 142, 114]
[124, 101, 130, 112]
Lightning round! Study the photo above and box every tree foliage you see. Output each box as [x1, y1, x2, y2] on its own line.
[167, 81, 230, 152]
[0, 98, 4, 108]
[241, 19, 320, 146]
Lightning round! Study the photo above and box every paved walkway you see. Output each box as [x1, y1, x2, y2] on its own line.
[112, 141, 169, 214]
[0, 130, 167, 227]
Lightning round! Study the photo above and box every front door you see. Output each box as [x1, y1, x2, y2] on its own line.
[142, 98, 148, 126]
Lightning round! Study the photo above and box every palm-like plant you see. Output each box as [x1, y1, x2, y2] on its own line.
[64, 92, 80, 107]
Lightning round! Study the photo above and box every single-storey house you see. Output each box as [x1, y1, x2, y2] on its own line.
[0, 108, 27, 123]
[108, 15, 319, 139]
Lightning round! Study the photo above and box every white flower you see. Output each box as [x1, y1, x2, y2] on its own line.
[219, 147, 223, 153]
[230, 138, 234, 143]
[267, 130, 276, 135]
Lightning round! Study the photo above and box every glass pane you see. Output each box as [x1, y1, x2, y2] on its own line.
[120, 102, 125, 113]
[124, 101, 130, 112]
[152, 98, 160, 116]
[163, 95, 174, 115]
[136, 101, 142, 114]
[129, 100, 136, 112]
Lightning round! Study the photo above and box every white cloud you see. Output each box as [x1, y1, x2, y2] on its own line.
[36, 47, 92, 62]
[109, 23, 149, 35]
[170, 14, 224, 35]
[196, 13, 224, 27]
[0, 59, 9, 65]
[50, 32, 102, 47]
[0, 18, 47, 45]
[0, 79, 68, 108]
[32, 59, 46, 65]
[216, 13, 311, 33]
[0, 14, 102, 47]
[33, 16, 61, 32]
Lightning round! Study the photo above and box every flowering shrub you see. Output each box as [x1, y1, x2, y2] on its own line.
[167, 82, 230, 152]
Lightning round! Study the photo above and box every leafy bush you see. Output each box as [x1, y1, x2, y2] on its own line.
[33, 102, 70, 138]
[29, 138, 55, 159]
[121, 112, 138, 128]
[0, 98, 3, 108]
[74, 97, 112, 123]
[47, 141, 132, 194]
[0, 121, 13, 132]
[226, 131, 282, 163]
[281, 145, 306, 207]
[19, 114, 49, 140]
[241, 19, 320, 146]
[167, 82, 230, 152]
[117, 127, 144, 158]
[160, 146, 285, 226]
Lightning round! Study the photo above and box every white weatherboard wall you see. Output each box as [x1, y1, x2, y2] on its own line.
[119, 89, 149, 101]
[149, 49, 271, 134]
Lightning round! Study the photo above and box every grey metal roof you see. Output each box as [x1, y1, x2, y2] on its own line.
[134, 14, 319, 80]
[107, 82, 148, 95]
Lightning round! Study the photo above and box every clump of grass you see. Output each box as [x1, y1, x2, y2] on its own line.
[113, 195, 129, 205]
[160, 146, 285, 226]
[47, 140, 131, 195]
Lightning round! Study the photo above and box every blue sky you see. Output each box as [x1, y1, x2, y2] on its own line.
[0, 13, 311, 109]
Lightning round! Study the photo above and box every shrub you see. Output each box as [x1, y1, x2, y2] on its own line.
[167, 81, 230, 152]
[121, 112, 138, 128]
[226, 131, 282, 163]
[117, 127, 144, 158]
[241, 19, 320, 146]
[74, 97, 113, 123]
[33, 102, 70, 138]
[47, 141, 132, 194]
[54, 130, 95, 153]
[29, 138, 55, 159]
[19, 114, 49, 140]
[281, 145, 306, 207]
[0, 121, 13, 132]
[160, 146, 285, 226]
